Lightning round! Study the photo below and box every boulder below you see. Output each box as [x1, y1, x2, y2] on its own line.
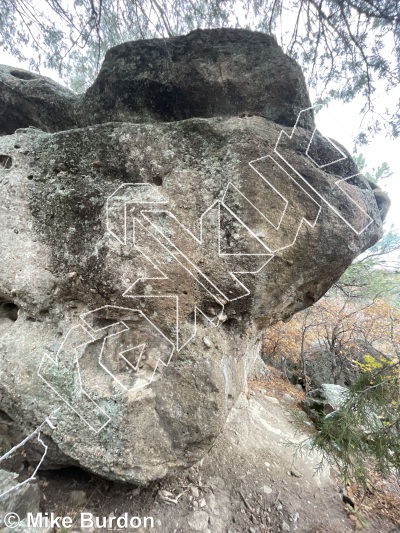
[36, 391, 357, 533]
[0, 65, 77, 135]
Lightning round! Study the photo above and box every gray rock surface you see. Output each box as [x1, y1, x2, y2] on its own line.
[0, 469, 51, 533]
[247, 354, 270, 381]
[34, 392, 355, 533]
[0, 65, 77, 135]
[304, 339, 388, 389]
[0, 29, 314, 135]
[78, 28, 314, 129]
[0, 29, 388, 484]
[301, 384, 349, 422]
[304, 349, 359, 389]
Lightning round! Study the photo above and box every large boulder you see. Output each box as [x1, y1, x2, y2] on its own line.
[303, 339, 389, 390]
[1, 29, 313, 134]
[301, 384, 350, 422]
[0, 65, 77, 135]
[0, 29, 388, 485]
[78, 28, 314, 129]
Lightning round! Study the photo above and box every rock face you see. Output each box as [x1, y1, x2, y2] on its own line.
[35, 393, 356, 533]
[78, 29, 314, 129]
[0, 65, 77, 135]
[304, 344, 360, 389]
[0, 469, 51, 533]
[301, 384, 349, 422]
[0, 29, 313, 134]
[0, 29, 389, 484]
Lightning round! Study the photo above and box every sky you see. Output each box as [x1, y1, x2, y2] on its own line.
[0, 48, 399, 234]
[316, 102, 400, 233]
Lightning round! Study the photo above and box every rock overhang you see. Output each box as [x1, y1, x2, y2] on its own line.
[0, 28, 390, 484]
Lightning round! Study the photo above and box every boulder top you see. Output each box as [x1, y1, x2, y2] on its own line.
[1, 28, 314, 135]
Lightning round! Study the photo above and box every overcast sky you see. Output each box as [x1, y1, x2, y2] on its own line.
[316, 102, 400, 233]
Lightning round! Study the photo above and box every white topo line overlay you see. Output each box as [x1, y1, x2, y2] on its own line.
[274, 105, 373, 235]
[37, 306, 174, 433]
[0, 410, 59, 499]
[132, 201, 273, 351]
[29, 105, 375, 437]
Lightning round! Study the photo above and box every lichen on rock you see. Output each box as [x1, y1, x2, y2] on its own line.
[0, 28, 389, 484]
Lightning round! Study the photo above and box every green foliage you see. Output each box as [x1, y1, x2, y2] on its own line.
[1, 0, 400, 133]
[334, 228, 400, 314]
[336, 225, 400, 308]
[290, 150, 400, 485]
[297, 356, 400, 485]
[340, 265, 400, 308]
[353, 153, 394, 184]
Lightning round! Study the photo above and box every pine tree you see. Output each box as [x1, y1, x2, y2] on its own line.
[298, 354, 400, 485]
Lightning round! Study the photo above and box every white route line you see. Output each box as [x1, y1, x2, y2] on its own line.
[123, 217, 226, 351]
[274, 105, 373, 235]
[106, 183, 168, 245]
[139, 200, 273, 303]
[38, 307, 175, 432]
[82, 306, 175, 392]
[38, 324, 111, 433]
[224, 155, 322, 253]
[35, 105, 376, 433]
[119, 343, 145, 372]
[0, 411, 58, 500]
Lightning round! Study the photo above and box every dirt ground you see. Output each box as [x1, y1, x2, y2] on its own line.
[36, 387, 355, 532]
[5, 371, 399, 533]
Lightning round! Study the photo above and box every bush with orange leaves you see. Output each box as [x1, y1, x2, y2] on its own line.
[268, 293, 400, 486]
[262, 295, 400, 392]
